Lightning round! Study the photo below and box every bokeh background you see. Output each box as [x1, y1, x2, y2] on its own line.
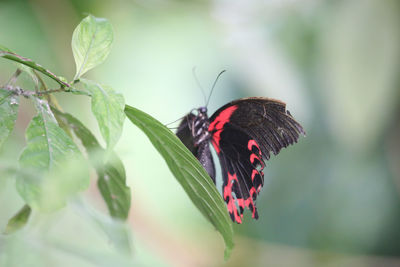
[1, 0, 400, 266]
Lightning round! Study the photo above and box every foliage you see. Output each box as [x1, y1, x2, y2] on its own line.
[125, 105, 234, 259]
[0, 14, 233, 259]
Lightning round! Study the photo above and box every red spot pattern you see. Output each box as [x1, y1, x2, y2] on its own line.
[247, 139, 260, 151]
[249, 138, 265, 194]
[224, 172, 259, 223]
[245, 139, 264, 219]
[251, 169, 259, 182]
[244, 187, 257, 219]
[223, 172, 243, 223]
[209, 105, 238, 154]
[250, 153, 262, 164]
[212, 114, 266, 223]
[248, 139, 264, 168]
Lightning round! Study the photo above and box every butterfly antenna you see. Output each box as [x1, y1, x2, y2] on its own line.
[164, 115, 186, 127]
[164, 108, 196, 127]
[192, 67, 207, 106]
[206, 70, 226, 108]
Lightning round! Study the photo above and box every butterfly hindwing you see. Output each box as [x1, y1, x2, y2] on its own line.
[208, 97, 305, 223]
[218, 125, 262, 223]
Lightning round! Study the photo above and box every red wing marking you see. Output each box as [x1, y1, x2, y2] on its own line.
[250, 154, 262, 164]
[248, 139, 264, 169]
[251, 169, 259, 182]
[223, 172, 243, 223]
[244, 187, 258, 219]
[248, 139, 261, 152]
[224, 171, 260, 223]
[208, 105, 238, 154]
[246, 139, 263, 219]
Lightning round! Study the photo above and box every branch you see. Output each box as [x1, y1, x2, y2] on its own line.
[0, 50, 70, 87]
[0, 85, 64, 97]
[0, 85, 90, 97]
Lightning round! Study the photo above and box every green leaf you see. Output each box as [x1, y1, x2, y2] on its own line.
[0, 48, 70, 87]
[4, 205, 31, 234]
[124, 105, 234, 259]
[97, 154, 130, 220]
[72, 15, 113, 79]
[0, 44, 12, 52]
[17, 98, 89, 212]
[0, 89, 19, 149]
[51, 108, 131, 220]
[52, 108, 74, 139]
[80, 79, 125, 152]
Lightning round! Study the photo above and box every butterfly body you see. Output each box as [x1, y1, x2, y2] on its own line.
[176, 97, 305, 224]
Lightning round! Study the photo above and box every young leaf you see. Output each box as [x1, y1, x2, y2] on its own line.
[0, 90, 19, 149]
[124, 105, 234, 259]
[51, 108, 131, 220]
[0, 47, 70, 87]
[80, 79, 125, 152]
[72, 15, 113, 79]
[17, 98, 89, 212]
[4, 205, 31, 234]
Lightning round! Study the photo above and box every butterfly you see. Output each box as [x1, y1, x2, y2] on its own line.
[176, 97, 305, 224]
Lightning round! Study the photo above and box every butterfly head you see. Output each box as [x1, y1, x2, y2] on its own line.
[198, 106, 207, 114]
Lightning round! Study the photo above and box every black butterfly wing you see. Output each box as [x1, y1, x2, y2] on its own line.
[217, 125, 263, 223]
[176, 113, 216, 183]
[176, 113, 197, 154]
[208, 97, 305, 223]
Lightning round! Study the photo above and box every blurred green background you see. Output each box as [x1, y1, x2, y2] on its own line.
[1, 0, 400, 266]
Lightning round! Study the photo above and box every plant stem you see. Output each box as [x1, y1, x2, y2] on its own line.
[0, 50, 70, 87]
[6, 69, 22, 86]
[1, 85, 64, 97]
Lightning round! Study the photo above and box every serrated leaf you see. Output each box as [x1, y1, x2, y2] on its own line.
[0, 89, 19, 149]
[80, 79, 125, 152]
[51, 108, 131, 220]
[17, 98, 89, 212]
[72, 15, 113, 79]
[124, 105, 234, 259]
[0, 47, 69, 87]
[4, 205, 31, 234]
